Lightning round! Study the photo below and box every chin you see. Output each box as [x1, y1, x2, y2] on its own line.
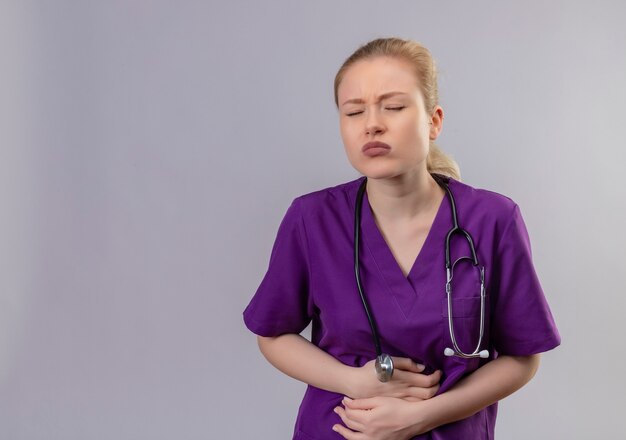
[353, 162, 404, 180]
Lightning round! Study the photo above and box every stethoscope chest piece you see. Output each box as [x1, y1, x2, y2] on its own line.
[375, 354, 394, 382]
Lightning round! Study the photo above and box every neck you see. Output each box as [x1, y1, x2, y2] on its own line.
[365, 169, 445, 221]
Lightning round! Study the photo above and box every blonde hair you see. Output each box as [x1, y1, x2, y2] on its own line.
[334, 37, 461, 180]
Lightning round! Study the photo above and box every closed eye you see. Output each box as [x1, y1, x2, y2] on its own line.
[346, 111, 363, 117]
[345, 106, 405, 117]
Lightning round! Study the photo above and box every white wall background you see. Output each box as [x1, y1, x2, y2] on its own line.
[1, 1, 624, 438]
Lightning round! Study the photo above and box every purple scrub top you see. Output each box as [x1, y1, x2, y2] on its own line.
[243, 174, 561, 439]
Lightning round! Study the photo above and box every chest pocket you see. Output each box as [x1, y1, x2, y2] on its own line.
[441, 295, 489, 360]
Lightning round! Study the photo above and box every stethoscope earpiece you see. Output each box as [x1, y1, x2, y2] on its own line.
[445, 347, 490, 358]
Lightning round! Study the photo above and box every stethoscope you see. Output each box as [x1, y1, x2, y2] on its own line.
[354, 173, 489, 383]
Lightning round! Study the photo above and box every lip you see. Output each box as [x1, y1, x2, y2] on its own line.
[362, 141, 391, 152]
[362, 141, 391, 157]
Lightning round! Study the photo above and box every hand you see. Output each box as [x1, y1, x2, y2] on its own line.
[347, 357, 441, 402]
[332, 396, 429, 439]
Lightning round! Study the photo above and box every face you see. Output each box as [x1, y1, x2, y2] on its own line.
[337, 56, 443, 180]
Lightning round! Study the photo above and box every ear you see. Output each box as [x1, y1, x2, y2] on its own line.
[429, 106, 444, 140]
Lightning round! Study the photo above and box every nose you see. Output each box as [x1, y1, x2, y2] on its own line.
[365, 108, 385, 136]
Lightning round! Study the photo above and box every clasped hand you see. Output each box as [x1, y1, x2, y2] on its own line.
[332, 357, 441, 439]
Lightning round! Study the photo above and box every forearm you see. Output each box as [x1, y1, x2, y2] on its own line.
[414, 354, 541, 433]
[257, 334, 353, 395]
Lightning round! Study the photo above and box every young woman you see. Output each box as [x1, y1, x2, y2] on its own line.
[243, 37, 561, 439]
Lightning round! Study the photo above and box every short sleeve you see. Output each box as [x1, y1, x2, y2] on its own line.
[242, 197, 314, 337]
[490, 204, 561, 356]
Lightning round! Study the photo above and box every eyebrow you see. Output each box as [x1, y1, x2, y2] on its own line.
[341, 91, 409, 107]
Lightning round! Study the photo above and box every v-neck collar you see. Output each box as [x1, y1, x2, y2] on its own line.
[352, 174, 453, 319]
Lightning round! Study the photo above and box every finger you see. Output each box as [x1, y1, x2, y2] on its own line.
[393, 368, 427, 383]
[343, 396, 378, 410]
[427, 369, 443, 385]
[406, 369, 442, 388]
[342, 402, 371, 425]
[334, 405, 366, 432]
[332, 423, 363, 439]
[390, 357, 425, 373]
[410, 383, 440, 400]
[392, 370, 431, 388]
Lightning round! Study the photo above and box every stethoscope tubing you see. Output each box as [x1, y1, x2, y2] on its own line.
[353, 174, 489, 382]
[354, 177, 383, 356]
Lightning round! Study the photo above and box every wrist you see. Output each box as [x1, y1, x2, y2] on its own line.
[344, 363, 383, 399]
[406, 398, 439, 436]
[343, 365, 360, 398]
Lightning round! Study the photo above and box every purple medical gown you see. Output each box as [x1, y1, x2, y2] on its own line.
[243, 174, 561, 439]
